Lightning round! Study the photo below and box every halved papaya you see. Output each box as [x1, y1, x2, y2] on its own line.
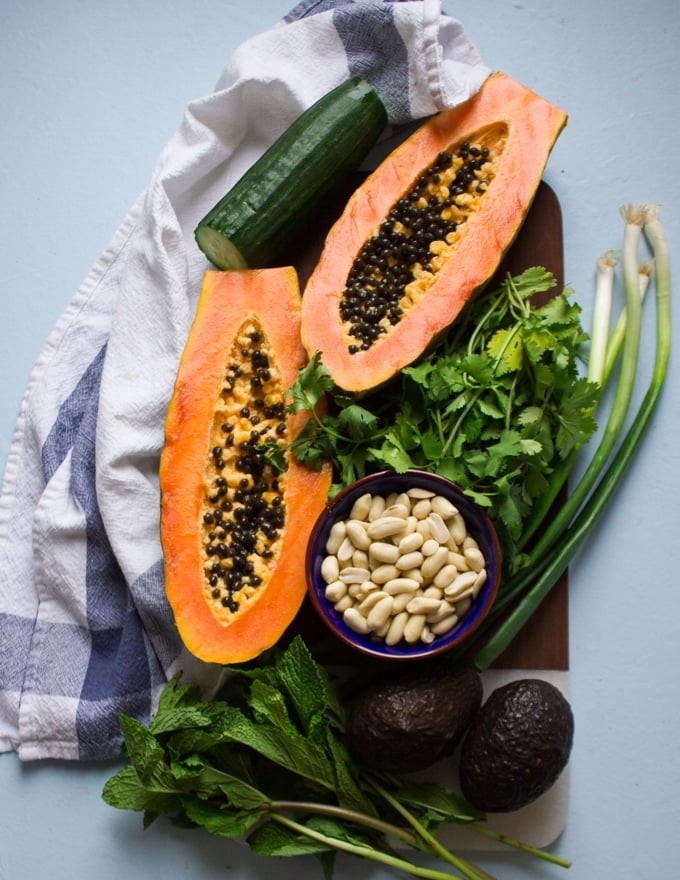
[159, 267, 332, 664]
[300, 72, 567, 392]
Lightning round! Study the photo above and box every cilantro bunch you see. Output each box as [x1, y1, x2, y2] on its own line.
[289, 268, 599, 566]
[103, 636, 569, 879]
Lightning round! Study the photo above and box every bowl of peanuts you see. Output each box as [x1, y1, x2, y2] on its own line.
[306, 469, 502, 660]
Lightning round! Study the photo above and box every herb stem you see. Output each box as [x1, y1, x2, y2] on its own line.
[270, 813, 468, 880]
[269, 799, 421, 849]
[465, 823, 572, 868]
[367, 780, 493, 880]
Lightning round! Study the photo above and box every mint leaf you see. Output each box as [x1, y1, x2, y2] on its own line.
[183, 799, 263, 838]
[101, 765, 180, 816]
[275, 636, 345, 738]
[248, 819, 334, 857]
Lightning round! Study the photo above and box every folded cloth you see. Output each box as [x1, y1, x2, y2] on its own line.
[0, 0, 490, 761]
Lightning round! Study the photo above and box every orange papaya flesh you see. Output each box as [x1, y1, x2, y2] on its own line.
[300, 72, 568, 393]
[159, 267, 332, 665]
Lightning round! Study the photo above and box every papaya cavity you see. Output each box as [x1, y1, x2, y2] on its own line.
[340, 122, 508, 353]
[301, 72, 567, 393]
[160, 268, 331, 664]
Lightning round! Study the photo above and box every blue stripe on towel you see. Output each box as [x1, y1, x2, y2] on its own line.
[41, 344, 108, 484]
[333, 3, 411, 123]
[39, 343, 156, 755]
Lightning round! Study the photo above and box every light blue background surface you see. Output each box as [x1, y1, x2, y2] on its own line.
[1, 2, 679, 878]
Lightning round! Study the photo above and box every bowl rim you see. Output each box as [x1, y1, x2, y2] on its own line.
[305, 468, 502, 660]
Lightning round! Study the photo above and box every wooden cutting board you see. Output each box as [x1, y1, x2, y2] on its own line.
[293, 180, 572, 850]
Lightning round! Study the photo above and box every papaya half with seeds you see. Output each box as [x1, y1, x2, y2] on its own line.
[159, 267, 332, 665]
[300, 71, 567, 393]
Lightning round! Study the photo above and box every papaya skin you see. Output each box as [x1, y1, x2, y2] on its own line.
[301, 72, 568, 393]
[160, 268, 332, 664]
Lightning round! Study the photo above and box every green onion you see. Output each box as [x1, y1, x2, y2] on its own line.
[472, 204, 670, 669]
[588, 250, 618, 385]
[516, 204, 646, 567]
[602, 258, 653, 385]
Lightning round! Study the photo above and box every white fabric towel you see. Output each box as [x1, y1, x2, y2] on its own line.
[0, 0, 490, 761]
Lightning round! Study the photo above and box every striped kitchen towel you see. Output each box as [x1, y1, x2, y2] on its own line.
[0, 0, 490, 761]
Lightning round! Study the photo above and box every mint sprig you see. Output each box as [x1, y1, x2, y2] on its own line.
[103, 637, 570, 878]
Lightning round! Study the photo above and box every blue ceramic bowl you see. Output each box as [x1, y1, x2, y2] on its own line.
[306, 469, 502, 661]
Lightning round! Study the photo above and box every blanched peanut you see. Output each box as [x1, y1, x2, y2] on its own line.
[385, 611, 409, 645]
[398, 531, 424, 554]
[443, 570, 478, 599]
[433, 563, 459, 590]
[337, 536, 355, 563]
[343, 607, 369, 634]
[391, 591, 412, 614]
[350, 492, 372, 521]
[383, 577, 421, 595]
[366, 516, 409, 540]
[403, 613, 427, 644]
[366, 595, 395, 631]
[369, 541, 400, 564]
[368, 494, 386, 521]
[421, 538, 440, 557]
[426, 512, 450, 543]
[346, 519, 371, 550]
[431, 495, 458, 519]
[324, 580, 347, 603]
[406, 487, 434, 499]
[430, 613, 459, 635]
[464, 546, 486, 572]
[321, 555, 340, 584]
[338, 566, 371, 584]
[405, 596, 441, 615]
[371, 563, 400, 584]
[352, 549, 369, 569]
[357, 590, 389, 615]
[421, 546, 449, 580]
[383, 502, 410, 520]
[326, 521, 346, 555]
[411, 498, 432, 519]
[450, 513, 468, 546]
[334, 594, 354, 613]
[396, 550, 424, 571]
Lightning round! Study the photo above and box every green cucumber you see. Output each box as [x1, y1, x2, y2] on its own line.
[195, 77, 388, 270]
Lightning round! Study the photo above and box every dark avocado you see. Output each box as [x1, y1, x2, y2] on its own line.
[459, 678, 574, 813]
[344, 662, 483, 773]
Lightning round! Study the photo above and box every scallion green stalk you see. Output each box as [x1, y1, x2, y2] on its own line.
[602, 258, 653, 385]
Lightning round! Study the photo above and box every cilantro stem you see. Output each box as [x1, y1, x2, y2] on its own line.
[473, 205, 670, 669]
[270, 813, 470, 880]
